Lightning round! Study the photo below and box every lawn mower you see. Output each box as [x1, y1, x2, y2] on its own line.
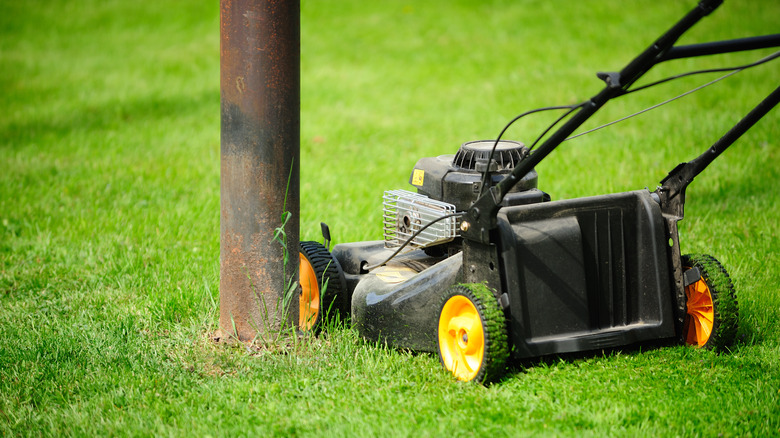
[298, 0, 780, 383]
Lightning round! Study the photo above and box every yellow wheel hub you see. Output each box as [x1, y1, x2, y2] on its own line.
[438, 295, 484, 381]
[299, 253, 320, 330]
[683, 273, 715, 347]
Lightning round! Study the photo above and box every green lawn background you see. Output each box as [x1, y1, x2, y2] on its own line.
[1, 0, 779, 435]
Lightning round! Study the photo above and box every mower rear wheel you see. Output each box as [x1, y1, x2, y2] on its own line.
[437, 283, 509, 383]
[299, 241, 344, 333]
[681, 254, 738, 350]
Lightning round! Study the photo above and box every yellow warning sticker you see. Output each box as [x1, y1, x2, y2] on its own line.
[411, 169, 425, 186]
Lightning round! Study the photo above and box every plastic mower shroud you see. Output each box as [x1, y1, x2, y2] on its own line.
[297, 0, 779, 383]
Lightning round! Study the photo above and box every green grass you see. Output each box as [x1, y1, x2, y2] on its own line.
[2, 0, 779, 435]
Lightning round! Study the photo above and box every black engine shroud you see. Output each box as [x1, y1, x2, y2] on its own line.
[408, 140, 548, 212]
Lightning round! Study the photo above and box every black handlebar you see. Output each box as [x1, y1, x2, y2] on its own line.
[461, 0, 778, 244]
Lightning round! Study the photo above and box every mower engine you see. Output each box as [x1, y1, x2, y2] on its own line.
[383, 140, 548, 255]
[408, 140, 545, 211]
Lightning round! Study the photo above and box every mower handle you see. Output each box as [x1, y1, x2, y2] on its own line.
[462, 0, 726, 244]
[660, 34, 780, 62]
[656, 84, 780, 221]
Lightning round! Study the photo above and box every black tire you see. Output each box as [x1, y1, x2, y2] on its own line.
[299, 241, 346, 333]
[681, 254, 738, 351]
[437, 283, 509, 383]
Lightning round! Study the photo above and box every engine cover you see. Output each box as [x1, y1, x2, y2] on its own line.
[408, 140, 545, 212]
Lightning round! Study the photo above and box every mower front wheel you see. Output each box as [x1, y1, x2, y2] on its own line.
[299, 241, 344, 333]
[681, 254, 738, 350]
[437, 283, 509, 383]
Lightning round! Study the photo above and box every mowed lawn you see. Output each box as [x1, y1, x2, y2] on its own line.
[2, 0, 779, 436]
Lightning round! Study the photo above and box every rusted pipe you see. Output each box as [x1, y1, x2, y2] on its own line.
[219, 0, 300, 341]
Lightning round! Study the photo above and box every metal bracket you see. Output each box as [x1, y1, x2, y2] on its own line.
[683, 266, 701, 287]
[462, 240, 503, 295]
[596, 71, 623, 89]
[498, 293, 510, 310]
[321, 222, 332, 250]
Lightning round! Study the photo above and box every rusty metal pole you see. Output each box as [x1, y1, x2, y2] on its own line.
[219, 0, 300, 341]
